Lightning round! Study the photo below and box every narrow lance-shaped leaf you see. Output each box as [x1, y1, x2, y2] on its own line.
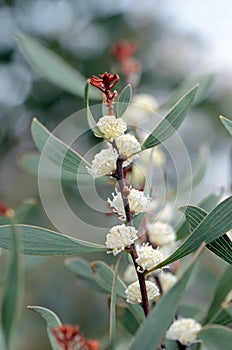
[142, 85, 198, 150]
[152, 196, 232, 270]
[117, 84, 132, 118]
[176, 190, 222, 240]
[0, 225, 107, 255]
[1, 215, 23, 348]
[220, 115, 232, 135]
[159, 73, 213, 110]
[18, 152, 77, 182]
[84, 81, 103, 137]
[18, 151, 107, 185]
[92, 261, 144, 323]
[179, 145, 208, 192]
[204, 266, 232, 324]
[198, 325, 232, 350]
[65, 257, 106, 293]
[31, 118, 90, 174]
[179, 205, 232, 265]
[65, 258, 144, 327]
[0, 326, 6, 350]
[28, 306, 61, 350]
[129, 245, 204, 350]
[109, 256, 121, 344]
[16, 33, 100, 99]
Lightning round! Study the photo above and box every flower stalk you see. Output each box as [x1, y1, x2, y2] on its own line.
[113, 156, 150, 316]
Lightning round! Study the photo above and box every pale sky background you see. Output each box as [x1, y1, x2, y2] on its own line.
[161, 0, 232, 74]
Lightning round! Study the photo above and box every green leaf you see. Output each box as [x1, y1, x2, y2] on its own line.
[18, 151, 103, 185]
[0, 225, 106, 255]
[179, 205, 232, 264]
[220, 115, 232, 135]
[109, 256, 121, 344]
[31, 118, 90, 174]
[92, 261, 144, 323]
[0, 326, 6, 350]
[180, 205, 207, 231]
[129, 246, 203, 350]
[198, 325, 232, 350]
[16, 33, 100, 100]
[204, 266, 232, 324]
[92, 261, 127, 299]
[14, 198, 37, 222]
[207, 234, 232, 265]
[1, 219, 22, 348]
[116, 302, 140, 335]
[179, 145, 208, 192]
[64, 257, 106, 293]
[28, 306, 61, 350]
[84, 82, 103, 137]
[208, 308, 232, 326]
[18, 152, 77, 181]
[117, 84, 132, 118]
[159, 74, 213, 110]
[154, 196, 232, 269]
[176, 190, 222, 240]
[142, 85, 198, 149]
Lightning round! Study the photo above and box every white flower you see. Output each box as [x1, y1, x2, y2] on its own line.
[105, 224, 138, 255]
[136, 243, 164, 272]
[125, 280, 159, 304]
[124, 93, 158, 125]
[88, 146, 117, 177]
[115, 134, 141, 165]
[97, 115, 127, 140]
[124, 264, 138, 283]
[159, 272, 177, 293]
[108, 188, 151, 220]
[133, 94, 158, 114]
[166, 318, 202, 346]
[132, 148, 165, 185]
[148, 221, 176, 246]
[159, 244, 176, 259]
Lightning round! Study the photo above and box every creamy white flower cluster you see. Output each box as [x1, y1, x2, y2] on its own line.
[125, 280, 160, 304]
[108, 188, 151, 220]
[166, 318, 202, 346]
[105, 224, 163, 303]
[105, 224, 138, 256]
[88, 115, 141, 177]
[147, 221, 177, 259]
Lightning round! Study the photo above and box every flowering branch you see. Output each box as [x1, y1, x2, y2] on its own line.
[113, 156, 150, 316]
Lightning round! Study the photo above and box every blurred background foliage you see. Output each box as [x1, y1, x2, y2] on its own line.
[0, 0, 231, 349]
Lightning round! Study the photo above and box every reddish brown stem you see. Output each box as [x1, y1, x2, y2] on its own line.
[113, 156, 150, 317]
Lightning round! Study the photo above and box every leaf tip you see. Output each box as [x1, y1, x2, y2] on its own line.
[178, 205, 186, 213]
